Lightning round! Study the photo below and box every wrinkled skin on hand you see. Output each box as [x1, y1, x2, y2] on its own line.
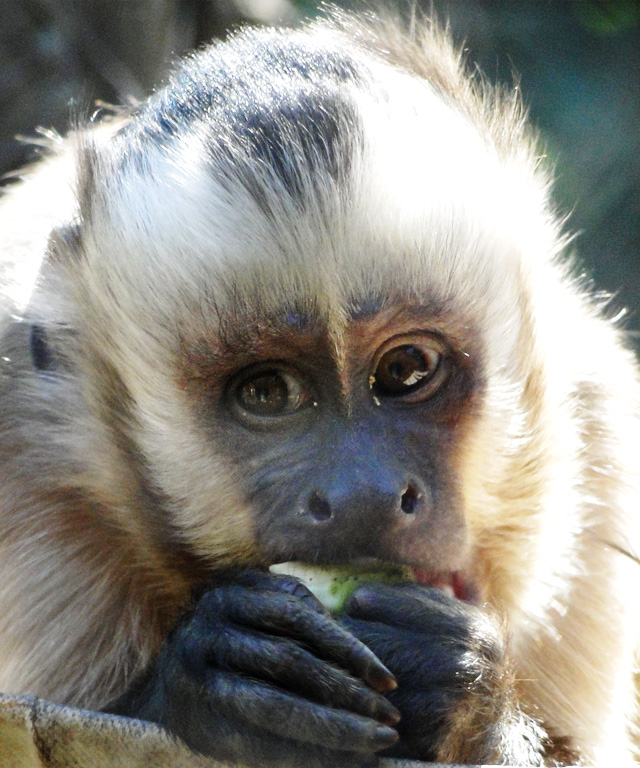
[342, 582, 518, 764]
[108, 571, 532, 767]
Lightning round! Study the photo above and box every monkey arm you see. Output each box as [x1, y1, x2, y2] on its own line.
[106, 570, 400, 768]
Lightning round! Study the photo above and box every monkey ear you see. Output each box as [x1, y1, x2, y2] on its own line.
[30, 323, 57, 372]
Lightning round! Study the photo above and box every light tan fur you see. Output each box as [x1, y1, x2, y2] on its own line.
[1, 10, 639, 765]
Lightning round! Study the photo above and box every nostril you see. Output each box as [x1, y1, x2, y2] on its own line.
[308, 491, 332, 521]
[400, 483, 421, 514]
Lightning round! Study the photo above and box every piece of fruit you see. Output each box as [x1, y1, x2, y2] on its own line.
[269, 561, 415, 613]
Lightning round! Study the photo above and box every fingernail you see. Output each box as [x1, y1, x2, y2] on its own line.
[368, 664, 398, 692]
[372, 724, 399, 748]
[379, 705, 401, 726]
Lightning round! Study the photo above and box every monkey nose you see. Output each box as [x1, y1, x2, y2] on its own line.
[304, 481, 425, 525]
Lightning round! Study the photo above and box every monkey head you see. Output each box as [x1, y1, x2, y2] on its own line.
[40, 21, 574, 614]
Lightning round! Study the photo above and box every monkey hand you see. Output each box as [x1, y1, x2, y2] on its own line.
[341, 583, 544, 765]
[109, 570, 400, 768]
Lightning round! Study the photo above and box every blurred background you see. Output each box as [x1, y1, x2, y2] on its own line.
[1, 0, 638, 350]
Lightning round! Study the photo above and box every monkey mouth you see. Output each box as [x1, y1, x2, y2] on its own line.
[269, 560, 478, 605]
[344, 558, 479, 604]
[412, 568, 478, 603]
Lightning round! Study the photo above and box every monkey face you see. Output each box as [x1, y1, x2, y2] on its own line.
[180, 303, 480, 584]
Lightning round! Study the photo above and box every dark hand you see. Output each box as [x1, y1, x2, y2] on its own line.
[342, 583, 541, 764]
[109, 571, 399, 768]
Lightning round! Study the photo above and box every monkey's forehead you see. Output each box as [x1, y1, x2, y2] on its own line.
[76, 21, 558, 353]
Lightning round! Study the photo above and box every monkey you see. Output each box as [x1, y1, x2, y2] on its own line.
[1, 8, 640, 768]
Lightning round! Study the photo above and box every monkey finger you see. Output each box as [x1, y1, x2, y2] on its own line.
[204, 669, 399, 753]
[214, 587, 397, 692]
[232, 569, 328, 612]
[194, 624, 401, 726]
[345, 582, 473, 634]
[340, 616, 473, 689]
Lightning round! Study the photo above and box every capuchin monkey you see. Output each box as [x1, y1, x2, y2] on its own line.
[1, 9, 639, 768]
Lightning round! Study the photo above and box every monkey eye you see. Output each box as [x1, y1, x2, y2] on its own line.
[372, 338, 449, 401]
[233, 367, 310, 419]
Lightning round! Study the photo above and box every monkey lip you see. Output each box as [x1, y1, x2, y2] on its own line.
[412, 569, 478, 603]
